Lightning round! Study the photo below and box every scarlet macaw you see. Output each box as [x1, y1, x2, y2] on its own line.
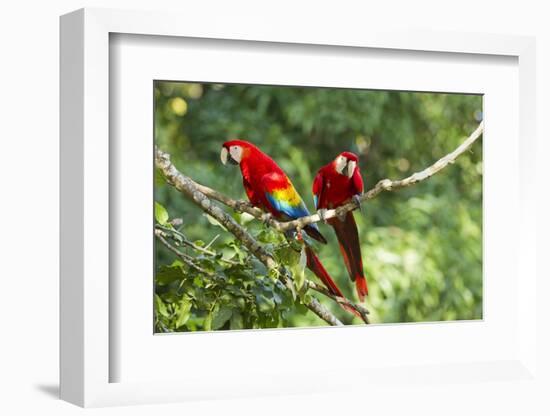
[220, 140, 347, 300]
[313, 152, 368, 301]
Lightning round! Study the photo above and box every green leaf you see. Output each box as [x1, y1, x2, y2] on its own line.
[274, 244, 300, 267]
[256, 227, 283, 244]
[235, 297, 246, 309]
[212, 306, 233, 330]
[256, 294, 275, 313]
[204, 214, 227, 231]
[155, 201, 169, 225]
[291, 247, 307, 291]
[156, 264, 185, 285]
[203, 312, 213, 331]
[155, 168, 167, 187]
[175, 297, 192, 328]
[154, 294, 169, 318]
[230, 311, 244, 329]
[229, 241, 246, 262]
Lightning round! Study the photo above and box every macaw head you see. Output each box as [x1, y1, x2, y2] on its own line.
[333, 151, 359, 178]
[220, 139, 256, 166]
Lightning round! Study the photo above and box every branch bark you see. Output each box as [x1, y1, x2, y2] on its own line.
[155, 148, 344, 326]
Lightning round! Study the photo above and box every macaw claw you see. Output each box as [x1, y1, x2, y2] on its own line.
[352, 194, 363, 212]
[261, 212, 273, 226]
[317, 209, 328, 224]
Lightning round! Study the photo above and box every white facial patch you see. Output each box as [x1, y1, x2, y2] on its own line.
[220, 147, 229, 165]
[335, 155, 347, 175]
[347, 160, 357, 178]
[229, 145, 243, 164]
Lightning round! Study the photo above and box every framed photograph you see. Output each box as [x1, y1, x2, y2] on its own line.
[60, 8, 538, 408]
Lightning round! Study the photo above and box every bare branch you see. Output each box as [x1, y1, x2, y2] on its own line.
[193, 182, 266, 219]
[155, 148, 343, 326]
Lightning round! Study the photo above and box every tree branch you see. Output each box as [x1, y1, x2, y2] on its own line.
[307, 281, 370, 324]
[155, 148, 343, 326]
[183, 121, 483, 232]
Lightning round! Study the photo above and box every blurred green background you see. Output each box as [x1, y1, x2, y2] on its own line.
[154, 81, 482, 331]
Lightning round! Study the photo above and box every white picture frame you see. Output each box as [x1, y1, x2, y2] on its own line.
[60, 7, 538, 408]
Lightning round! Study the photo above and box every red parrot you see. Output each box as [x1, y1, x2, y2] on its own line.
[220, 140, 349, 303]
[313, 151, 368, 301]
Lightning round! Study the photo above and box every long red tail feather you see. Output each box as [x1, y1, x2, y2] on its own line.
[304, 245, 361, 318]
[329, 212, 368, 301]
[304, 245, 342, 297]
[355, 276, 368, 302]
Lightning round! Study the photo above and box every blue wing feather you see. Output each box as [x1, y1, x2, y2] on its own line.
[265, 192, 310, 220]
[265, 192, 326, 247]
[260, 172, 324, 241]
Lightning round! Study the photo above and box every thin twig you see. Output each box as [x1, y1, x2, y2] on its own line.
[156, 224, 239, 265]
[204, 234, 220, 250]
[155, 229, 216, 276]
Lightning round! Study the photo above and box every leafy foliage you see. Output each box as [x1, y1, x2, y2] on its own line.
[154, 82, 482, 330]
[154, 207, 311, 332]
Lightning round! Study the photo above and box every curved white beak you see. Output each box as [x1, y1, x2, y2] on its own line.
[220, 147, 228, 165]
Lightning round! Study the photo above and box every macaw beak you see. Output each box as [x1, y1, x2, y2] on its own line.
[346, 160, 357, 178]
[220, 147, 239, 166]
[220, 147, 229, 165]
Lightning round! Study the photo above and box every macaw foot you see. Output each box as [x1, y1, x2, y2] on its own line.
[236, 200, 255, 211]
[317, 208, 329, 224]
[352, 194, 363, 212]
[261, 212, 273, 226]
